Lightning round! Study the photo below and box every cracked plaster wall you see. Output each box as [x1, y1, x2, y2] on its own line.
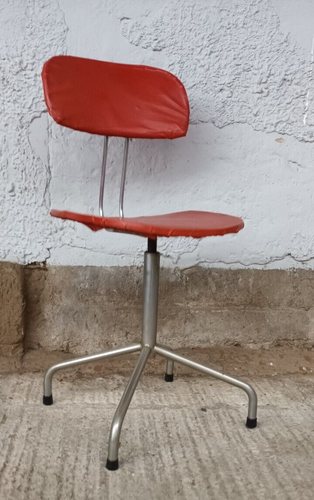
[1, 0, 314, 269]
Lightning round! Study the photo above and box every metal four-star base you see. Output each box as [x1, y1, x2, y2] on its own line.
[43, 240, 258, 471]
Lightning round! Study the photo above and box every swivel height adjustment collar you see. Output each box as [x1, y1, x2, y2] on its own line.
[147, 238, 157, 253]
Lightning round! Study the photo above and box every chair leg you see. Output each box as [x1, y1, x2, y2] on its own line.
[156, 344, 174, 382]
[165, 358, 174, 382]
[154, 345, 258, 428]
[106, 346, 151, 471]
[43, 343, 141, 405]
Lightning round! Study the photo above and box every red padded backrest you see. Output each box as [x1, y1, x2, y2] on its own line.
[42, 56, 189, 139]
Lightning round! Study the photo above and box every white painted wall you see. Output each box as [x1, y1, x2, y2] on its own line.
[1, 0, 314, 268]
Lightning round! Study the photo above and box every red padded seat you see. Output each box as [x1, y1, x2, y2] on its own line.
[50, 210, 244, 239]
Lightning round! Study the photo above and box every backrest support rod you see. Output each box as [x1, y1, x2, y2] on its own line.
[119, 138, 129, 219]
[99, 136, 109, 217]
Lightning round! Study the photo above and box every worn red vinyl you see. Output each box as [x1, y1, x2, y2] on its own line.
[50, 210, 244, 239]
[42, 56, 189, 139]
[43, 55, 244, 240]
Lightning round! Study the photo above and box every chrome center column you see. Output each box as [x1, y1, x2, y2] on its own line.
[142, 239, 160, 350]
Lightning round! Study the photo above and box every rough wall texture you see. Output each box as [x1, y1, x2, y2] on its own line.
[0, 1, 68, 264]
[24, 266, 314, 356]
[0, 263, 24, 369]
[0, 0, 314, 269]
[119, 1, 313, 137]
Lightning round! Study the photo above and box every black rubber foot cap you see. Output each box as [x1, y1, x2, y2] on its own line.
[106, 459, 119, 471]
[164, 373, 174, 382]
[43, 395, 53, 406]
[246, 417, 257, 429]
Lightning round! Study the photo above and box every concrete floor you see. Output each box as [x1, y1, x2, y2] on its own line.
[0, 371, 314, 500]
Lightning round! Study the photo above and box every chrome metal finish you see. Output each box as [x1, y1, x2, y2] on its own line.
[99, 136, 129, 218]
[165, 358, 174, 376]
[154, 346, 258, 420]
[157, 344, 174, 376]
[119, 138, 129, 218]
[142, 251, 160, 349]
[43, 344, 141, 398]
[107, 346, 151, 462]
[99, 136, 109, 217]
[43, 243, 258, 469]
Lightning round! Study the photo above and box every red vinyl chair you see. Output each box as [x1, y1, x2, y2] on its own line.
[41, 55, 258, 471]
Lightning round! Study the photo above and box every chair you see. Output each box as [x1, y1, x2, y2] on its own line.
[41, 55, 258, 471]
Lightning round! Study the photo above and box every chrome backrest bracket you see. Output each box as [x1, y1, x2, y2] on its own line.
[99, 136, 109, 217]
[99, 136, 130, 219]
[119, 138, 129, 219]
